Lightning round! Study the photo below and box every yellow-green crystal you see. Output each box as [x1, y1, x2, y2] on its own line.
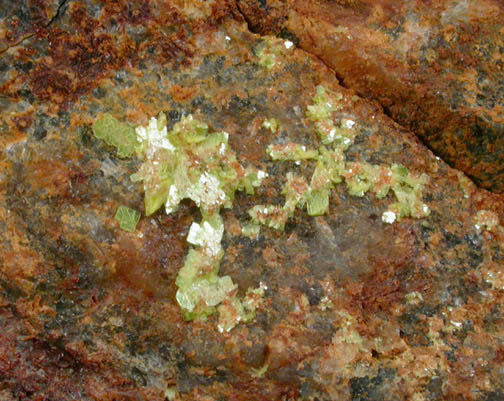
[114, 206, 141, 232]
[92, 113, 139, 158]
[252, 85, 430, 230]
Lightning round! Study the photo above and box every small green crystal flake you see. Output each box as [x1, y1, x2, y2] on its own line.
[93, 112, 268, 331]
[92, 113, 139, 157]
[262, 118, 280, 133]
[255, 36, 295, 70]
[114, 206, 141, 232]
[250, 85, 430, 230]
[267, 143, 319, 161]
[241, 222, 261, 239]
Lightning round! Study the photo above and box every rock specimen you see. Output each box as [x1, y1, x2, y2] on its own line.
[1, 1, 504, 400]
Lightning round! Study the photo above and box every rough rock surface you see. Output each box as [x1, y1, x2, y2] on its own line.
[1, 1, 504, 400]
[0, 0, 62, 52]
[238, 0, 504, 193]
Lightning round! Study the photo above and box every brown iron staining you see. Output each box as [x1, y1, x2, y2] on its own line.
[237, 0, 504, 193]
[5, 1, 243, 110]
[0, 0, 61, 53]
[27, 2, 181, 108]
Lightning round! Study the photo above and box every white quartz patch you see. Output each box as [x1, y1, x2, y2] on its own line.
[257, 170, 268, 180]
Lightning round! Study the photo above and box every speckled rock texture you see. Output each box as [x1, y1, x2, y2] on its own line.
[1, 1, 504, 400]
[238, 0, 504, 193]
[0, 0, 61, 51]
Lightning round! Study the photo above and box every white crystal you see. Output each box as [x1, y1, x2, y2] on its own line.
[187, 220, 224, 257]
[135, 116, 175, 158]
[382, 211, 396, 224]
[328, 128, 336, 142]
[165, 185, 180, 214]
[344, 119, 355, 129]
[186, 172, 226, 209]
[257, 170, 268, 179]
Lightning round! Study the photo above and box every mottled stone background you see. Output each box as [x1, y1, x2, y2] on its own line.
[239, 0, 504, 193]
[1, 1, 504, 400]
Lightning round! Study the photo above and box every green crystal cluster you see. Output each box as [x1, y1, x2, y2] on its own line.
[254, 36, 295, 70]
[130, 113, 263, 216]
[92, 85, 430, 330]
[93, 112, 267, 331]
[249, 86, 430, 230]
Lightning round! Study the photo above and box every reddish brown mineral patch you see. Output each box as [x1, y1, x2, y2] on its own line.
[238, 0, 504, 192]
